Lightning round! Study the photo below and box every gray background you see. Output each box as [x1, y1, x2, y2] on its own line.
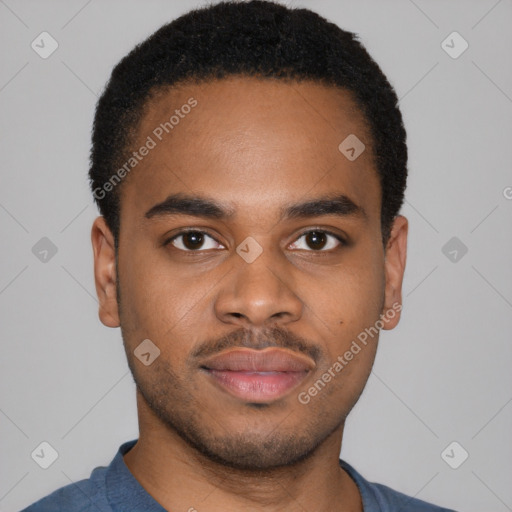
[1, 0, 511, 511]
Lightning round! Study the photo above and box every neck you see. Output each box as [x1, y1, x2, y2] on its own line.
[123, 391, 363, 512]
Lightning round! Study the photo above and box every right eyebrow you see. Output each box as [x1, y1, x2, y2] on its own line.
[144, 193, 236, 221]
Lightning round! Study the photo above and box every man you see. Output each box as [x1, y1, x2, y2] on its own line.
[22, 1, 457, 510]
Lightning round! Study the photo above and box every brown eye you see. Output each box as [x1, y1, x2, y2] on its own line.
[289, 230, 344, 252]
[305, 231, 327, 250]
[168, 231, 223, 251]
[182, 232, 204, 250]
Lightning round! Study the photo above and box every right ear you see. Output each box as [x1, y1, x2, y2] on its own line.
[91, 216, 120, 328]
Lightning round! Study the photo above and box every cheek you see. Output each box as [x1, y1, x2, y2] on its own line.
[117, 245, 214, 352]
[311, 245, 385, 373]
[320, 253, 385, 330]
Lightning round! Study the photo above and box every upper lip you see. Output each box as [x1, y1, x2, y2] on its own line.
[201, 348, 315, 372]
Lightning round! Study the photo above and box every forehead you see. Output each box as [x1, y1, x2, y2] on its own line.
[120, 76, 380, 225]
[138, 76, 371, 150]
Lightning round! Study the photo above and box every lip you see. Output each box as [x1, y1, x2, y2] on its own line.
[200, 348, 315, 403]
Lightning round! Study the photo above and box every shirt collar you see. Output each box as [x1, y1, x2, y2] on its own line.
[106, 439, 166, 512]
[106, 439, 374, 511]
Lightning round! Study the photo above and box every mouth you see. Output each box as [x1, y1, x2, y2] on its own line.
[200, 347, 315, 403]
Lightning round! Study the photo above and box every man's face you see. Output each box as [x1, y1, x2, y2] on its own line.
[92, 76, 407, 470]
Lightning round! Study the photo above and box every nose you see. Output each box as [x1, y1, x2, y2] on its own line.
[214, 244, 303, 328]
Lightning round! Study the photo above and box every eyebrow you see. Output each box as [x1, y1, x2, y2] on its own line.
[144, 192, 366, 222]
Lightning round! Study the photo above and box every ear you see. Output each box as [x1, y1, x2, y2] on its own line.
[91, 216, 120, 328]
[381, 215, 408, 330]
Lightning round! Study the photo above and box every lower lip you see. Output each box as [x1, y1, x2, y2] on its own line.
[205, 369, 309, 402]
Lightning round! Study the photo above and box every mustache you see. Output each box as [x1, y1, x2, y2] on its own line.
[190, 326, 321, 363]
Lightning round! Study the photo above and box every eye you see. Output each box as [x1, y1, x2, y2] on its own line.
[165, 228, 345, 253]
[166, 230, 224, 251]
[289, 230, 345, 251]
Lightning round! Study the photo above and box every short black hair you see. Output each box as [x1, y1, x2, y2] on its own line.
[89, 0, 407, 246]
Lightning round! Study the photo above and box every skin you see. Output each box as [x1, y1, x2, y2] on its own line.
[91, 76, 408, 512]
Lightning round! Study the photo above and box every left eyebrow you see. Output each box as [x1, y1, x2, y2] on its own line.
[144, 192, 366, 222]
[280, 194, 367, 222]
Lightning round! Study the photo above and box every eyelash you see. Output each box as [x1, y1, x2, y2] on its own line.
[163, 228, 347, 253]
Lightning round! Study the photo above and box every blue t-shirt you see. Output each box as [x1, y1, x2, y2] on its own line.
[21, 439, 457, 511]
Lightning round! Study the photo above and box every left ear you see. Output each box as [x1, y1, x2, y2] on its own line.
[381, 215, 408, 330]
